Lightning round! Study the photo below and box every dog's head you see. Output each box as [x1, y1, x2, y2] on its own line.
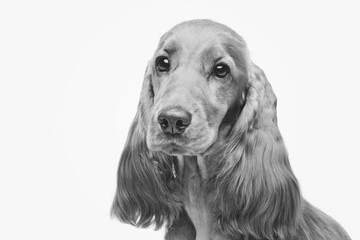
[143, 20, 249, 155]
[112, 19, 301, 239]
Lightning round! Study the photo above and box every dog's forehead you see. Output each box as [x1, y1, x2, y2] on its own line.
[161, 26, 224, 54]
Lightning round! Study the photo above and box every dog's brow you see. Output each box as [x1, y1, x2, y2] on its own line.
[202, 45, 223, 63]
[162, 41, 181, 55]
[200, 45, 226, 75]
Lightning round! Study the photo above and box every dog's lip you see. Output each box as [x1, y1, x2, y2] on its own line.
[161, 133, 188, 143]
[149, 137, 186, 150]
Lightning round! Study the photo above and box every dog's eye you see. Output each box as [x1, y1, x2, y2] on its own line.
[213, 63, 230, 78]
[156, 56, 170, 72]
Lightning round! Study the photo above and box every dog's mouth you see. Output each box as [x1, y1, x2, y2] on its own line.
[151, 134, 191, 155]
[147, 127, 217, 156]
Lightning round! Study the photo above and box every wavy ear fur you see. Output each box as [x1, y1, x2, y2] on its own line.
[111, 69, 182, 229]
[207, 63, 302, 239]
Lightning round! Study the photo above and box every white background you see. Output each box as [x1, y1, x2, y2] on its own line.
[0, 0, 359, 239]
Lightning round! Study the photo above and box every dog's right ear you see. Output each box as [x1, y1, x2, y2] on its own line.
[111, 67, 182, 229]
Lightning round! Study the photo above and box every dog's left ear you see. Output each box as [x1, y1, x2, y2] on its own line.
[207, 63, 302, 239]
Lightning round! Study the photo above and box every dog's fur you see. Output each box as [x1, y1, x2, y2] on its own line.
[111, 20, 351, 240]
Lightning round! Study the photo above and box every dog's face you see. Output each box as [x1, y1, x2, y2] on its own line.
[145, 22, 249, 155]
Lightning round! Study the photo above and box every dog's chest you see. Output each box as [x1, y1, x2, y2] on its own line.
[178, 156, 211, 240]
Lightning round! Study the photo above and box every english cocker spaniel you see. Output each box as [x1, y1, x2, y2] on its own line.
[111, 20, 351, 240]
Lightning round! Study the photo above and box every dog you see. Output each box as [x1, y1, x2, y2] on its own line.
[111, 19, 351, 240]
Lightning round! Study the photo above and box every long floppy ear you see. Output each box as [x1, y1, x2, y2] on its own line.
[111, 68, 182, 229]
[207, 63, 302, 239]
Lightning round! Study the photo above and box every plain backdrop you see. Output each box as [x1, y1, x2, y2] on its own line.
[0, 0, 359, 239]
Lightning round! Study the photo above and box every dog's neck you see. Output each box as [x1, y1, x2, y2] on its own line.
[176, 155, 211, 240]
[176, 155, 207, 180]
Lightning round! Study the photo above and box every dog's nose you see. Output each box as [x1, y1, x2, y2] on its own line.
[157, 108, 191, 135]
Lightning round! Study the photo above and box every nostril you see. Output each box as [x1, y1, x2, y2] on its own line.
[159, 117, 169, 129]
[176, 119, 189, 130]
